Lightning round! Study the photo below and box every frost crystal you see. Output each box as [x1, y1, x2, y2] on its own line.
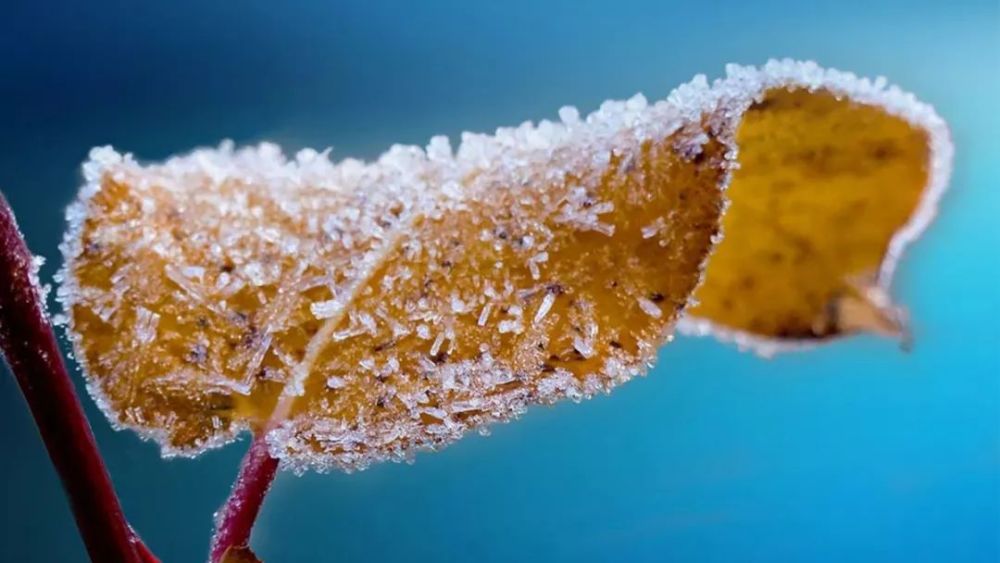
[637, 297, 663, 319]
[572, 336, 595, 359]
[477, 303, 493, 327]
[133, 306, 160, 345]
[641, 217, 667, 239]
[533, 291, 556, 326]
[310, 300, 339, 319]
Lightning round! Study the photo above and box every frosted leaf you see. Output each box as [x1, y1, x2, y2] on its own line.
[61, 95, 725, 466]
[56, 59, 948, 471]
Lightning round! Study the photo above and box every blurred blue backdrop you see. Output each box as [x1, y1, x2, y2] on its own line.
[1, 1, 997, 561]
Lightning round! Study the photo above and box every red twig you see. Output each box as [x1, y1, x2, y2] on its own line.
[210, 432, 279, 562]
[0, 193, 151, 563]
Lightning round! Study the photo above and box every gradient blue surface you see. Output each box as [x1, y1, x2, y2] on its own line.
[1, 1, 998, 561]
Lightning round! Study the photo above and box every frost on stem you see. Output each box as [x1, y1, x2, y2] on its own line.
[57, 59, 950, 472]
[0, 195, 150, 563]
[210, 433, 277, 563]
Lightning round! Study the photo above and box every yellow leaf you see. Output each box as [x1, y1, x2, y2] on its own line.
[681, 62, 951, 355]
[59, 90, 726, 468]
[58, 60, 950, 470]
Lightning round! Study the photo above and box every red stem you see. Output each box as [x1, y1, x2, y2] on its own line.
[134, 537, 162, 563]
[210, 432, 279, 562]
[0, 194, 151, 563]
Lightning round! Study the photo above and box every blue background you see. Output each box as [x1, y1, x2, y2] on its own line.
[1, 1, 997, 561]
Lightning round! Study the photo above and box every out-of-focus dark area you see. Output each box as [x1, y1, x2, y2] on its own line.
[0, 1, 997, 561]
